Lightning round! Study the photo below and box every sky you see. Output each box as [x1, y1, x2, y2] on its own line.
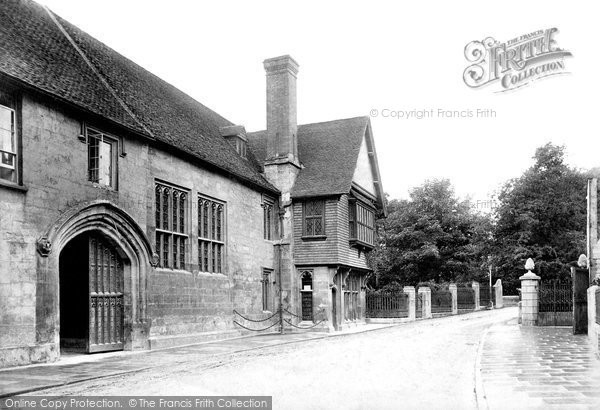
[40, 0, 600, 201]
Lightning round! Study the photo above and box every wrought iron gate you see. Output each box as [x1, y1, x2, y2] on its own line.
[537, 279, 572, 326]
[572, 268, 588, 334]
[88, 234, 124, 353]
[416, 292, 423, 318]
[479, 283, 492, 309]
[431, 290, 452, 314]
[457, 284, 475, 311]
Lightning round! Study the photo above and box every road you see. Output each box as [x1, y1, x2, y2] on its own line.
[34, 309, 517, 410]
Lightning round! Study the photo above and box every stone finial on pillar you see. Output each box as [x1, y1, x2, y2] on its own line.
[520, 258, 541, 326]
[449, 284, 458, 315]
[493, 279, 503, 308]
[578, 254, 588, 269]
[418, 287, 432, 319]
[472, 281, 480, 310]
[403, 286, 416, 321]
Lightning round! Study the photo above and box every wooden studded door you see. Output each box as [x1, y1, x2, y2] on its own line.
[88, 234, 124, 353]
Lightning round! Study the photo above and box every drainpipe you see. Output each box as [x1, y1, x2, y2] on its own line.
[277, 205, 285, 335]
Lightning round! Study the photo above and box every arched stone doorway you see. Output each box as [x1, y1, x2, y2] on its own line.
[59, 231, 126, 353]
[36, 201, 156, 360]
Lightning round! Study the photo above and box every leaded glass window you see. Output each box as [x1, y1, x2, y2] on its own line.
[155, 182, 188, 269]
[349, 198, 376, 247]
[263, 197, 275, 240]
[303, 200, 325, 236]
[87, 127, 117, 188]
[198, 195, 225, 273]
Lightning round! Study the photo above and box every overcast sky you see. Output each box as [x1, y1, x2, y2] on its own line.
[41, 0, 599, 200]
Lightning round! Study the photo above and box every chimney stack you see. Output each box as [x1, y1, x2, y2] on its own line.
[263, 55, 299, 164]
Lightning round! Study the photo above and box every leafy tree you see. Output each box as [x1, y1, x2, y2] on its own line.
[371, 179, 491, 288]
[492, 143, 588, 293]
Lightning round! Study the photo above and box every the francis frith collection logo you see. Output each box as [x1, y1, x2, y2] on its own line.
[463, 28, 572, 92]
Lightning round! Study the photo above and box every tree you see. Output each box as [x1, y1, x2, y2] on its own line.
[492, 143, 587, 293]
[371, 179, 491, 288]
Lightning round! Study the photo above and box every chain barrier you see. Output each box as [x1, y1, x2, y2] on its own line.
[283, 308, 302, 319]
[233, 319, 282, 332]
[283, 318, 326, 329]
[283, 308, 327, 329]
[233, 308, 328, 331]
[233, 309, 281, 323]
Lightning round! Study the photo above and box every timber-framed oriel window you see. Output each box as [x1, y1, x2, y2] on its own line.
[349, 198, 375, 249]
[87, 126, 118, 189]
[302, 199, 325, 237]
[0, 88, 19, 185]
[198, 195, 225, 274]
[155, 182, 188, 269]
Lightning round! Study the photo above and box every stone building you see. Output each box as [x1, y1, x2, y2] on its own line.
[0, 0, 386, 368]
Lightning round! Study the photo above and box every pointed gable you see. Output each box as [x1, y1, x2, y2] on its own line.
[351, 122, 386, 214]
[247, 116, 387, 214]
[352, 133, 377, 197]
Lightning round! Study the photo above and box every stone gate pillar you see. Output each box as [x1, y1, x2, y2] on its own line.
[472, 281, 480, 310]
[520, 259, 540, 326]
[493, 279, 503, 308]
[418, 287, 432, 319]
[587, 285, 600, 355]
[403, 286, 416, 321]
[449, 284, 458, 315]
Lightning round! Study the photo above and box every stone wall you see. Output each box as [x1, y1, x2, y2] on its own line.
[0, 91, 275, 367]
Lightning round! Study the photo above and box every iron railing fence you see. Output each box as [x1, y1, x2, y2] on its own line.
[431, 290, 453, 314]
[457, 284, 475, 310]
[416, 291, 423, 318]
[366, 292, 409, 318]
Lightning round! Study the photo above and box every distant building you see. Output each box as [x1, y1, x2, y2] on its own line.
[0, 0, 386, 367]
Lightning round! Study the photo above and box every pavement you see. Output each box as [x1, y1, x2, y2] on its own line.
[0, 323, 394, 398]
[480, 317, 600, 409]
[2, 308, 600, 410]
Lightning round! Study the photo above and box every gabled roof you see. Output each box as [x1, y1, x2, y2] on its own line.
[247, 116, 386, 212]
[0, 0, 277, 193]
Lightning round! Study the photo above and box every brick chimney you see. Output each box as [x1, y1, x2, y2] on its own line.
[263, 55, 299, 165]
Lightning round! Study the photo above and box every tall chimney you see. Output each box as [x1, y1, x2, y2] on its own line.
[263, 55, 299, 164]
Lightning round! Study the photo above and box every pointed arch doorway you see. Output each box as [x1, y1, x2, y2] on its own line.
[59, 231, 125, 353]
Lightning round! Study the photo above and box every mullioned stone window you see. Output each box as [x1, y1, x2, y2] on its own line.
[155, 182, 188, 269]
[197, 195, 225, 274]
